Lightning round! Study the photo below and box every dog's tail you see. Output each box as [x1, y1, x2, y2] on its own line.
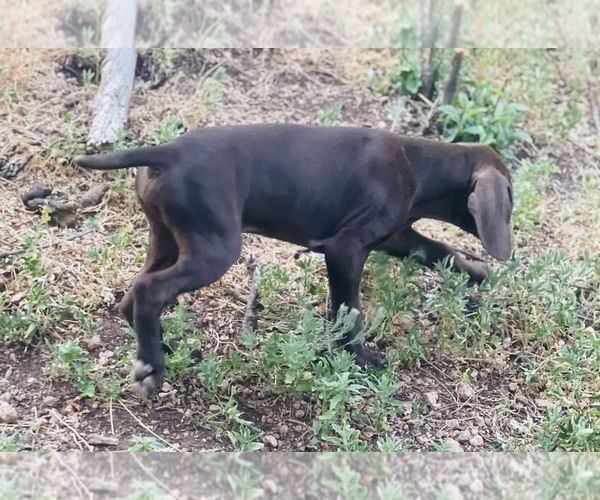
[74, 144, 174, 170]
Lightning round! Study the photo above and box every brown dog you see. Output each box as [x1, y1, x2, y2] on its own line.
[75, 124, 513, 398]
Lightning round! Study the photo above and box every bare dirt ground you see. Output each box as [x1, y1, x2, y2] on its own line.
[0, 48, 598, 456]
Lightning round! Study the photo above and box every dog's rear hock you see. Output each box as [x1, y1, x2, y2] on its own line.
[128, 232, 242, 398]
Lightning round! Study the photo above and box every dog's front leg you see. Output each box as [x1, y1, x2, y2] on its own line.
[324, 244, 383, 369]
[376, 227, 488, 284]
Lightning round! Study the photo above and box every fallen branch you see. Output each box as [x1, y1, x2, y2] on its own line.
[242, 266, 261, 332]
[87, 0, 138, 145]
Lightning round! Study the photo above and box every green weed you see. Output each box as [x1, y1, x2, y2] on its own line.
[44, 339, 97, 398]
[316, 104, 342, 126]
[437, 83, 532, 157]
[128, 435, 167, 452]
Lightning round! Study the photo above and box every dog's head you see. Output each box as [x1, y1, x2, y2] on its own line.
[459, 145, 513, 261]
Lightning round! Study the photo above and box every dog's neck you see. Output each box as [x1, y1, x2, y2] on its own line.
[405, 141, 474, 224]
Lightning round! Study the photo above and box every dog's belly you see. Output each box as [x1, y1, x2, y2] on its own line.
[242, 224, 327, 250]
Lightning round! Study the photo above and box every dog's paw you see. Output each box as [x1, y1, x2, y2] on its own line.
[354, 346, 385, 371]
[130, 360, 160, 399]
[465, 261, 489, 286]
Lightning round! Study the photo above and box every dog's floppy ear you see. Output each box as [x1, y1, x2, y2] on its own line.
[468, 167, 513, 261]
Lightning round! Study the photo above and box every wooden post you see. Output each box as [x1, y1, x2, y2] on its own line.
[441, 49, 464, 106]
[446, 0, 464, 48]
[87, 0, 138, 146]
[420, 0, 438, 99]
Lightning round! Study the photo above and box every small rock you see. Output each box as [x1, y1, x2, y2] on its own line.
[26, 377, 36, 386]
[456, 382, 474, 401]
[469, 435, 484, 447]
[279, 424, 289, 435]
[87, 335, 102, 349]
[474, 415, 485, 427]
[10, 292, 26, 305]
[88, 435, 119, 446]
[456, 429, 471, 443]
[446, 438, 463, 452]
[376, 120, 387, 129]
[0, 401, 18, 423]
[208, 404, 221, 413]
[423, 391, 439, 407]
[469, 478, 484, 493]
[416, 435, 428, 445]
[4, 367, 13, 378]
[263, 479, 278, 494]
[442, 484, 464, 500]
[295, 409, 305, 418]
[508, 382, 518, 392]
[220, 379, 231, 394]
[262, 435, 278, 448]
[161, 382, 173, 392]
[43, 396, 59, 407]
[397, 314, 414, 331]
[448, 418, 460, 429]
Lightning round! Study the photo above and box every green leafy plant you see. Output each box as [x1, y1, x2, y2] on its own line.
[199, 66, 230, 107]
[150, 116, 185, 145]
[44, 339, 97, 398]
[128, 480, 166, 500]
[437, 82, 532, 157]
[128, 435, 167, 452]
[0, 431, 27, 452]
[316, 104, 342, 126]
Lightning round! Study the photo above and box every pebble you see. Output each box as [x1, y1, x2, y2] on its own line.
[87, 335, 102, 349]
[456, 382, 474, 401]
[442, 484, 464, 500]
[446, 438, 464, 452]
[208, 404, 221, 413]
[469, 435, 484, 447]
[423, 391, 439, 407]
[416, 435, 428, 445]
[0, 401, 18, 423]
[474, 415, 485, 427]
[263, 479, 278, 494]
[470, 478, 484, 493]
[295, 409, 305, 418]
[279, 424, 289, 435]
[456, 429, 471, 443]
[262, 435, 278, 448]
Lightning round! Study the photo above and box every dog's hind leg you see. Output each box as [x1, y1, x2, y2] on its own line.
[376, 227, 488, 284]
[129, 231, 242, 398]
[119, 217, 179, 328]
[324, 243, 383, 370]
